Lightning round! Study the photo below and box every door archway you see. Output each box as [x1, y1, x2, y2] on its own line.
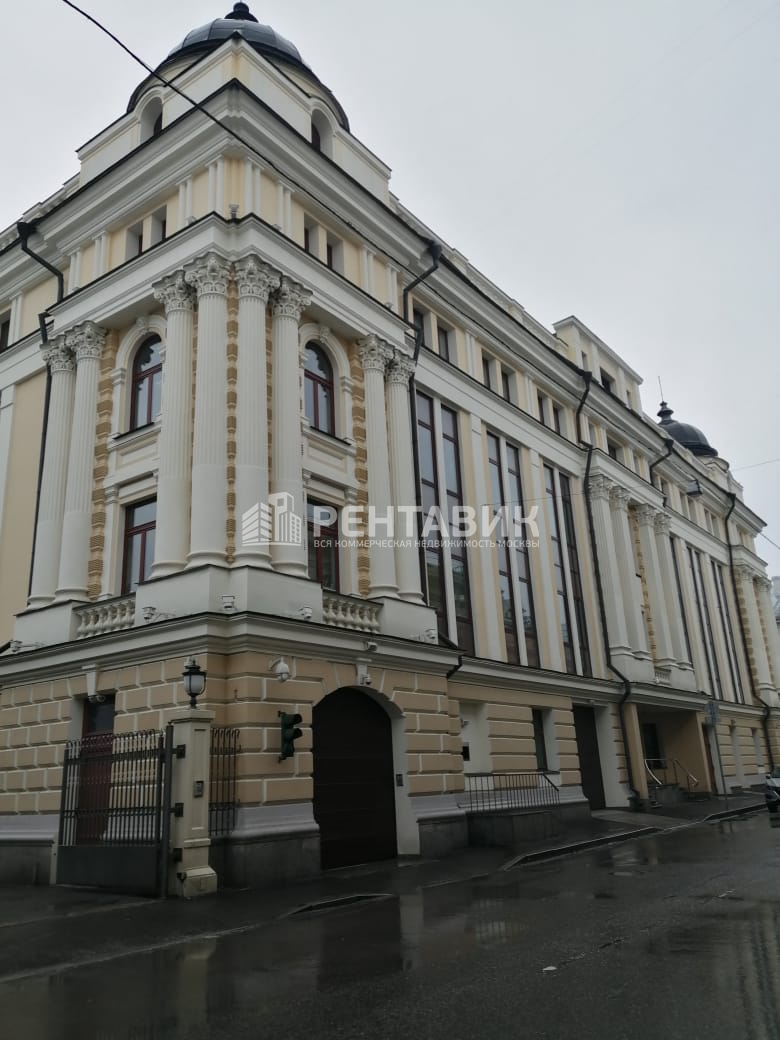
[313, 688, 398, 869]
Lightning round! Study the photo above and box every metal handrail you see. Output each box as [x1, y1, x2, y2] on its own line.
[644, 758, 665, 787]
[464, 771, 560, 814]
[644, 757, 699, 791]
[672, 758, 699, 790]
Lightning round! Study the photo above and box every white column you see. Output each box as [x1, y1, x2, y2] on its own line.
[151, 271, 195, 576]
[653, 513, 691, 667]
[609, 486, 649, 657]
[756, 575, 780, 690]
[359, 335, 398, 598]
[387, 354, 423, 603]
[233, 255, 280, 568]
[0, 386, 14, 547]
[185, 253, 232, 567]
[269, 277, 311, 576]
[636, 505, 675, 667]
[735, 565, 774, 698]
[56, 322, 107, 600]
[28, 340, 76, 606]
[587, 476, 629, 653]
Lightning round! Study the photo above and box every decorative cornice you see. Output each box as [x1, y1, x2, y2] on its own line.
[184, 252, 232, 297]
[153, 271, 194, 314]
[42, 336, 74, 374]
[235, 255, 280, 302]
[358, 334, 393, 373]
[271, 277, 311, 321]
[67, 321, 106, 363]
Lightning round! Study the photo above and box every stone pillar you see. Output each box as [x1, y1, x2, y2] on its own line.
[636, 506, 675, 667]
[735, 565, 774, 699]
[586, 476, 630, 653]
[185, 253, 232, 567]
[269, 277, 311, 576]
[168, 707, 218, 898]
[653, 514, 691, 667]
[29, 339, 76, 606]
[233, 256, 280, 568]
[756, 575, 780, 690]
[56, 322, 106, 600]
[386, 353, 423, 602]
[151, 272, 195, 577]
[359, 335, 398, 598]
[609, 486, 648, 656]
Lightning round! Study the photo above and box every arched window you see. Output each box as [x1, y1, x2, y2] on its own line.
[311, 121, 322, 152]
[310, 110, 333, 158]
[140, 97, 163, 143]
[304, 343, 335, 434]
[130, 336, 162, 429]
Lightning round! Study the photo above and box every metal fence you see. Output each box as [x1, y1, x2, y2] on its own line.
[464, 771, 561, 814]
[209, 726, 240, 836]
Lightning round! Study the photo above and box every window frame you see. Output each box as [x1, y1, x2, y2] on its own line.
[307, 500, 340, 591]
[304, 342, 336, 436]
[129, 336, 163, 431]
[121, 499, 156, 594]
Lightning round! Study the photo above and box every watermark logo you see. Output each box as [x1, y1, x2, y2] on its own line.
[241, 493, 303, 547]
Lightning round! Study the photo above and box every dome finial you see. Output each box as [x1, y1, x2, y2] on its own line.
[226, 2, 258, 22]
[658, 400, 673, 423]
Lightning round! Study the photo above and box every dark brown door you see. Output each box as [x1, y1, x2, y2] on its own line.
[313, 689, 397, 869]
[76, 697, 116, 844]
[573, 705, 606, 810]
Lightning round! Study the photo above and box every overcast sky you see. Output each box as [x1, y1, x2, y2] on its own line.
[3, 1, 779, 570]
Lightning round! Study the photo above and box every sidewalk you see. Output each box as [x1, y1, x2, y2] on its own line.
[0, 794, 765, 982]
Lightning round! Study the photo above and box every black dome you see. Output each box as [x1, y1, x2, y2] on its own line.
[166, 2, 310, 71]
[657, 401, 718, 458]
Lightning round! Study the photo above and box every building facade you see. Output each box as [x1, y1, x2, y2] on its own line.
[1, 3, 779, 886]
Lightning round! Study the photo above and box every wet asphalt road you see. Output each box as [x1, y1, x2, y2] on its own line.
[3, 814, 780, 1040]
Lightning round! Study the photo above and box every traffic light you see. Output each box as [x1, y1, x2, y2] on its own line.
[278, 711, 303, 761]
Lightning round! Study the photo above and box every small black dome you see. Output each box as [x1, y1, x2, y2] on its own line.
[166, 3, 310, 72]
[657, 401, 718, 458]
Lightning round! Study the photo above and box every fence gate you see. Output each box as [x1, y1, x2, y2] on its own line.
[57, 727, 173, 896]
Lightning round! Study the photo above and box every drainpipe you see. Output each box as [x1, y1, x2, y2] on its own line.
[648, 438, 674, 494]
[574, 369, 592, 444]
[402, 241, 443, 607]
[16, 221, 64, 597]
[578, 376, 642, 807]
[724, 492, 772, 768]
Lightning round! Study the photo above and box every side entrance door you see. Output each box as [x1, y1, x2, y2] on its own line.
[313, 689, 397, 869]
[572, 705, 606, 810]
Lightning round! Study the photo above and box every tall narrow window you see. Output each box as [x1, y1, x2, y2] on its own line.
[311, 122, 322, 152]
[544, 465, 576, 673]
[507, 445, 539, 667]
[537, 392, 548, 426]
[532, 709, 549, 771]
[670, 535, 693, 663]
[304, 344, 335, 435]
[413, 308, 426, 349]
[713, 561, 744, 703]
[0, 311, 10, 352]
[559, 474, 591, 676]
[307, 501, 339, 591]
[552, 404, 563, 436]
[487, 433, 519, 663]
[441, 407, 474, 654]
[437, 326, 451, 362]
[122, 500, 156, 593]
[501, 370, 512, 403]
[482, 355, 493, 389]
[130, 336, 162, 430]
[688, 547, 722, 698]
[416, 393, 446, 634]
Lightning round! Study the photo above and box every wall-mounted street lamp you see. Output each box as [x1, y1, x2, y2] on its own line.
[182, 657, 207, 708]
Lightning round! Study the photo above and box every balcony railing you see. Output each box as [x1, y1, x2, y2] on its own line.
[74, 596, 136, 639]
[322, 592, 382, 634]
[464, 771, 561, 813]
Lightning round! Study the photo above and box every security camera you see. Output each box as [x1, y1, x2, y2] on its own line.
[358, 673, 373, 686]
[271, 658, 291, 683]
[364, 640, 378, 653]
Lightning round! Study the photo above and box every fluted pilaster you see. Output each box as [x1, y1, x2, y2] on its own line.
[56, 322, 107, 599]
[270, 277, 311, 576]
[609, 485, 649, 656]
[636, 505, 675, 666]
[653, 512, 692, 668]
[387, 354, 423, 602]
[735, 564, 774, 696]
[234, 256, 280, 568]
[185, 252, 232, 566]
[29, 339, 76, 605]
[756, 574, 780, 690]
[587, 475, 630, 652]
[359, 335, 398, 598]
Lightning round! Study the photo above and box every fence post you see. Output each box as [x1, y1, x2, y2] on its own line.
[168, 707, 217, 898]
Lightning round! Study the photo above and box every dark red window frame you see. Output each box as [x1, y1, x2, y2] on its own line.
[130, 336, 162, 430]
[122, 499, 156, 594]
[304, 343, 335, 435]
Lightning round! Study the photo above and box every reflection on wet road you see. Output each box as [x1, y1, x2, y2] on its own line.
[4, 814, 780, 1040]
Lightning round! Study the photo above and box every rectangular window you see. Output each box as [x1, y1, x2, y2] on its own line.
[437, 326, 451, 362]
[0, 311, 10, 353]
[326, 235, 343, 273]
[413, 308, 426, 350]
[150, 207, 167, 246]
[544, 466, 576, 674]
[537, 392, 547, 426]
[688, 547, 722, 698]
[122, 499, 156, 593]
[501, 369, 512, 403]
[303, 225, 311, 253]
[441, 406, 474, 655]
[507, 444, 539, 667]
[417, 393, 446, 635]
[126, 224, 143, 260]
[600, 369, 614, 394]
[713, 561, 744, 703]
[487, 433, 519, 664]
[482, 355, 493, 389]
[532, 709, 549, 771]
[307, 501, 339, 591]
[607, 439, 622, 462]
[559, 474, 591, 676]
[670, 536, 693, 663]
[552, 405, 563, 436]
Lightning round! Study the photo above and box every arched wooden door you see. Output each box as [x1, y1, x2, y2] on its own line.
[313, 688, 397, 869]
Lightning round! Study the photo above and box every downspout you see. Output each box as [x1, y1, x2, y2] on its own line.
[648, 438, 674, 493]
[16, 221, 64, 596]
[402, 241, 443, 606]
[578, 372, 642, 806]
[725, 492, 773, 768]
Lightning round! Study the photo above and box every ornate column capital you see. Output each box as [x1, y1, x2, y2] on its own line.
[67, 321, 107, 362]
[153, 271, 194, 314]
[184, 252, 232, 297]
[653, 512, 672, 535]
[587, 474, 613, 502]
[609, 484, 630, 512]
[635, 503, 659, 528]
[387, 353, 416, 384]
[358, 334, 393, 373]
[42, 336, 75, 374]
[756, 574, 773, 593]
[235, 255, 280, 302]
[271, 276, 311, 321]
[734, 563, 757, 584]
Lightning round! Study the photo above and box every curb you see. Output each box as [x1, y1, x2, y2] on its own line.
[704, 801, 765, 822]
[501, 826, 661, 870]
